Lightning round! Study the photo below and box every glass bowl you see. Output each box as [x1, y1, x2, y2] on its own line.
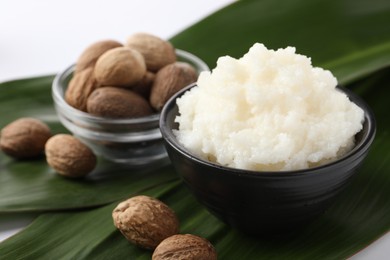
[160, 83, 376, 234]
[52, 49, 209, 166]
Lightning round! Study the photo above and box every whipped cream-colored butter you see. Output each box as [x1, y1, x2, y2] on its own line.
[174, 43, 364, 171]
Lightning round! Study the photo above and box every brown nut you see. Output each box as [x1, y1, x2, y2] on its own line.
[65, 67, 97, 112]
[126, 33, 176, 72]
[129, 71, 155, 99]
[152, 234, 217, 260]
[150, 62, 197, 111]
[112, 195, 179, 250]
[45, 134, 96, 178]
[0, 118, 51, 159]
[94, 47, 146, 87]
[87, 87, 153, 118]
[75, 40, 123, 73]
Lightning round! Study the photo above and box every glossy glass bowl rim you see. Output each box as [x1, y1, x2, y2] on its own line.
[52, 49, 210, 126]
[160, 84, 376, 177]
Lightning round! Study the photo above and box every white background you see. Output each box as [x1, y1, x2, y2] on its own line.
[0, 0, 388, 259]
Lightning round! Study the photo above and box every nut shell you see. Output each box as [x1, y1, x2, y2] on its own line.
[94, 47, 146, 87]
[126, 33, 176, 72]
[75, 40, 123, 73]
[45, 134, 96, 178]
[65, 67, 97, 111]
[112, 195, 179, 250]
[129, 71, 155, 99]
[87, 87, 153, 118]
[152, 234, 217, 260]
[150, 62, 197, 111]
[0, 118, 51, 159]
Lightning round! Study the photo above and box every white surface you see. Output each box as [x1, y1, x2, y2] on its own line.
[0, 0, 389, 258]
[0, 0, 231, 81]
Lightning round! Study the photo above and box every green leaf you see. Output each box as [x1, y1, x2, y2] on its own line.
[0, 76, 61, 134]
[0, 157, 178, 212]
[170, 0, 390, 85]
[1, 0, 390, 258]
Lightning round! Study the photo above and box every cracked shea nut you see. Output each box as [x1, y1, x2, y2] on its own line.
[152, 234, 217, 260]
[65, 67, 97, 111]
[94, 47, 146, 87]
[150, 62, 197, 111]
[112, 195, 179, 250]
[0, 118, 51, 159]
[87, 87, 153, 118]
[45, 134, 96, 178]
[126, 32, 176, 72]
[75, 39, 123, 73]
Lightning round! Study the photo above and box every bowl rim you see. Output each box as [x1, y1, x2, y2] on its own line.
[160, 83, 376, 177]
[52, 49, 210, 126]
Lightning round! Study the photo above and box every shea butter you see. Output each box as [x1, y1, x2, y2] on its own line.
[174, 43, 364, 171]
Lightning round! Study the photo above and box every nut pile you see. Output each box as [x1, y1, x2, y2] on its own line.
[113, 195, 217, 259]
[0, 117, 96, 178]
[1, 34, 197, 177]
[66, 32, 198, 118]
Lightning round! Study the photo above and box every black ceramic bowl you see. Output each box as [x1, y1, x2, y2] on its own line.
[160, 83, 376, 234]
